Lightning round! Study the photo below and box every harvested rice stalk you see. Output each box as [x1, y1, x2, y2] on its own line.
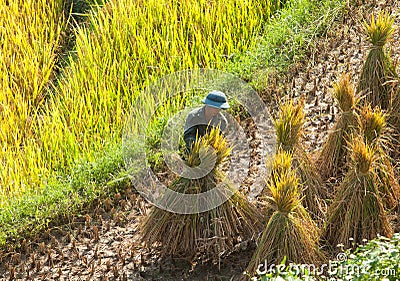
[275, 99, 304, 152]
[359, 104, 400, 209]
[274, 99, 326, 219]
[260, 149, 292, 196]
[357, 11, 397, 109]
[390, 80, 400, 161]
[259, 149, 294, 217]
[317, 74, 358, 181]
[140, 128, 263, 261]
[324, 137, 393, 249]
[269, 149, 293, 187]
[246, 167, 322, 277]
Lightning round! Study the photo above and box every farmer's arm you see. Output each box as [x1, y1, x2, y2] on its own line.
[219, 114, 227, 131]
[212, 113, 227, 132]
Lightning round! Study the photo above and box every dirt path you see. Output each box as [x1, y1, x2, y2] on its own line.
[0, 191, 256, 280]
[1, 0, 400, 280]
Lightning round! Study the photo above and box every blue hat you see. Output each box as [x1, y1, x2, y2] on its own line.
[202, 90, 230, 109]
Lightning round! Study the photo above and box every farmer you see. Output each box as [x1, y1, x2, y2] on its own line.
[183, 90, 230, 152]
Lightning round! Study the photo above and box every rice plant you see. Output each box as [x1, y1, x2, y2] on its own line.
[324, 137, 393, 249]
[246, 162, 322, 277]
[317, 74, 358, 181]
[140, 129, 263, 261]
[0, 0, 275, 206]
[0, 0, 65, 201]
[357, 11, 397, 109]
[274, 99, 326, 220]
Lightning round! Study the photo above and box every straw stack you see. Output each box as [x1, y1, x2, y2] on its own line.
[140, 128, 263, 261]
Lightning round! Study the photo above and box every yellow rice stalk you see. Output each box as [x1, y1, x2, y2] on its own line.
[246, 168, 322, 277]
[269, 149, 293, 187]
[390, 80, 400, 162]
[274, 99, 305, 152]
[360, 104, 386, 146]
[357, 11, 397, 109]
[324, 137, 393, 249]
[260, 149, 293, 197]
[140, 129, 263, 261]
[317, 74, 358, 181]
[259, 149, 295, 216]
[186, 127, 231, 168]
[0, 0, 64, 200]
[1, 0, 272, 205]
[274, 99, 327, 219]
[359, 105, 400, 209]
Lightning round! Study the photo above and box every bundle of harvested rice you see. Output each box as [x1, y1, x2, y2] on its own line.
[259, 149, 294, 217]
[324, 137, 393, 249]
[359, 104, 400, 209]
[389, 76, 400, 162]
[317, 74, 358, 181]
[274, 99, 326, 219]
[357, 11, 397, 109]
[246, 161, 322, 278]
[140, 128, 263, 261]
[269, 149, 293, 187]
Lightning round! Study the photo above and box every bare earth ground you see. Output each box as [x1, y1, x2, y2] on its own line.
[1, 0, 400, 280]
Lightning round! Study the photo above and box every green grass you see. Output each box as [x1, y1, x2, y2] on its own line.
[226, 0, 346, 92]
[0, 0, 347, 249]
[0, 145, 127, 248]
[252, 234, 400, 280]
[335, 234, 400, 281]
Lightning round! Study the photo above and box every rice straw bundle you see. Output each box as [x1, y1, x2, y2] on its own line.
[359, 104, 400, 209]
[391, 84, 400, 128]
[324, 137, 393, 249]
[390, 79, 400, 162]
[259, 148, 292, 195]
[274, 99, 326, 219]
[317, 74, 358, 181]
[357, 11, 397, 109]
[259, 149, 295, 218]
[246, 163, 322, 277]
[269, 149, 293, 187]
[140, 128, 263, 261]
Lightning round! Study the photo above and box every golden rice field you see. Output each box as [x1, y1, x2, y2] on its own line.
[0, 0, 280, 206]
[0, 0, 65, 200]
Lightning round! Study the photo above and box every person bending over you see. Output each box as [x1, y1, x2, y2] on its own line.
[183, 90, 230, 152]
